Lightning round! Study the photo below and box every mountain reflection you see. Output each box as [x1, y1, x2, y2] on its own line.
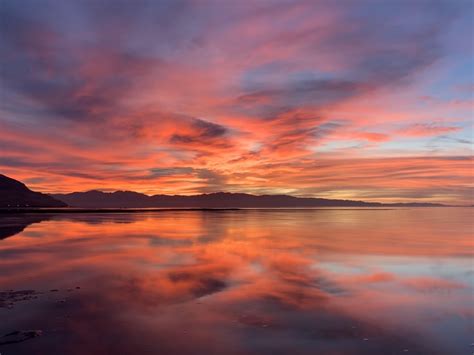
[0, 214, 51, 240]
[0, 209, 472, 355]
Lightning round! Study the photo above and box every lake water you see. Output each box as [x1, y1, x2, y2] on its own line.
[0, 208, 472, 355]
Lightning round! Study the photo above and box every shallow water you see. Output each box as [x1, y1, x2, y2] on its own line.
[0, 208, 472, 355]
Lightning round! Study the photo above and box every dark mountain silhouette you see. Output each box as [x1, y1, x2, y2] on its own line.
[0, 174, 67, 208]
[52, 190, 446, 208]
[0, 174, 447, 209]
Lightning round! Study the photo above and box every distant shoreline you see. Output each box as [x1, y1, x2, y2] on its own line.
[0, 206, 459, 214]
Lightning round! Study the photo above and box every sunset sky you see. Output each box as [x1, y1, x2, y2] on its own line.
[0, 0, 472, 204]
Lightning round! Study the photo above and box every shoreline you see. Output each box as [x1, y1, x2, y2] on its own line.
[0, 206, 457, 214]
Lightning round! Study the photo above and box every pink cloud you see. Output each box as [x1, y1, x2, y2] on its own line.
[397, 123, 461, 137]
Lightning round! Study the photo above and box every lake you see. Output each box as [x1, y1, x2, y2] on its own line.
[0, 208, 472, 354]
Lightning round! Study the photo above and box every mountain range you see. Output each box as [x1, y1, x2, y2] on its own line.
[0, 174, 447, 209]
[51, 190, 446, 208]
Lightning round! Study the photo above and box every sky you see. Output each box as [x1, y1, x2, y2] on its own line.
[0, 0, 472, 204]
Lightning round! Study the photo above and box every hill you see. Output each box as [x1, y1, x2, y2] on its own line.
[0, 174, 67, 208]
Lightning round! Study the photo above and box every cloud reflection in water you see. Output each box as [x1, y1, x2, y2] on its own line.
[0, 208, 472, 354]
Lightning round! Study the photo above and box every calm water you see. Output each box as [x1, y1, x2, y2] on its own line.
[0, 208, 472, 355]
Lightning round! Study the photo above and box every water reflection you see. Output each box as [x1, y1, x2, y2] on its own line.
[0, 214, 51, 240]
[0, 209, 472, 354]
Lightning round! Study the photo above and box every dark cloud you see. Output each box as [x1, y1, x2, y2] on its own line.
[149, 167, 195, 178]
[236, 80, 366, 118]
[170, 118, 228, 144]
[313, 121, 346, 140]
[239, 80, 364, 106]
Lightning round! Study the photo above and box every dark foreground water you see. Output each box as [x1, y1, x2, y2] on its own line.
[0, 208, 472, 355]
